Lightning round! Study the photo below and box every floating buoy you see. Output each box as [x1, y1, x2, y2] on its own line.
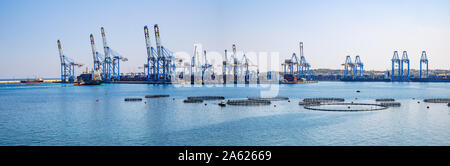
[274, 104, 277, 107]
[356, 90, 361, 93]
[144, 101, 147, 104]
[427, 106, 430, 109]
[348, 106, 351, 109]
[96, 99, 99, 102]
[205, 103, 208, 106]
[288, 100, 291, 102]
[417, 101, 420, 103]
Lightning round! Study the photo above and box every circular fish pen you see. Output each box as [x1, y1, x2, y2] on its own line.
[187, 96, 225, 101]
[145, 95, 170, 98]
[423, 99, 450, 103]
[247, 97, 289, 101]
[303, 98, 345, 103]
[304, 103, 388, 112]
[227, 99, 271, 106]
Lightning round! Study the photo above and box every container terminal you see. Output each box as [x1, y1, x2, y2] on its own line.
[2, 24, 448, 84]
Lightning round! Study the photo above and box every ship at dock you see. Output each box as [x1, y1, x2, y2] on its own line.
[279, 75, 317, 84]
[75, 68, 103, 86]
[20, 78, 44, 83]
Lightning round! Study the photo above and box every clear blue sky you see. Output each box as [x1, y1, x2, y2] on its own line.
[0, 0, 449, 78]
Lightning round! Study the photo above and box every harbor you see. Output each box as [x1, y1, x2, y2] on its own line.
[0, 81, 449, 145]
[0, 0, 449, 149]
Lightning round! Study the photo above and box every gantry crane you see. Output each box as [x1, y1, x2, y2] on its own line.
[420, 51, 429, 78]
[298, 42, 311, 80]
[222, 50, 228, 84]
[242, 54, 250, 84]
[100, 27, 128, 81]
[190, 45, 198, 85]
[144, 25, 156, 81]
[232, 44, 238, 84]
[143, 24, 175, 83]
[391, 51, 401, 81]
[282, 53, 300, 82]
[200, 50, 213, 85]
[342, 55, 356, 78]
[354, 55, 364, 77]
[400, 51, 410, 81]
[90, 34, 104, 75]
[57, 40, 83, 83]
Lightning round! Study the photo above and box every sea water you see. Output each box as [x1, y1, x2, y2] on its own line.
[0, 82, 449, 145]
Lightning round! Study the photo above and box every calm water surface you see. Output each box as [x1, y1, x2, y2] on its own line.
[0, 82, 449, 145]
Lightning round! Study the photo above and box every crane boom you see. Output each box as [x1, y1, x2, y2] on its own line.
[90, 34, 99, 70]
[299, 42, 304, 57]
[154, 24, 162, 58]
[101, 27, 109, 59]
[57, 40, 64, 63]
[144, 26, 152, 60]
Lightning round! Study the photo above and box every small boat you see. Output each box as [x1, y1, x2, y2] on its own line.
[20, 78, 44, 83]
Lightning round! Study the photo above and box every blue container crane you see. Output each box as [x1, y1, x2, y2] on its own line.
[223, 50, 228, 84]
[100, 27, 128, 82]
[343, 55, 356, 78]
[90, 34, 103, 74]
[57, 40, 83, 83]
[242, 54, 250, 84]
[143, 25, 174, 83]
[281, 53, 300, 82]
[298, 42, 311, 80]
[101, 27, 112, 81]
[144, 25, 156, 81]
[391, 51, 401, 81]
[420, 51, 429, 78]
[190, 44, 199, 85]
[232, 44, 238, 84]
[400, 51, 410, 81]
[354, 55, 364, 77]
[201, 50, 213, 85]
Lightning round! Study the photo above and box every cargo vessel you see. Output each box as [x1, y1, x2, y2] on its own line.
[20, 78, 44, 83]
[75, 70, 102, 86]
[279, 75, 317, 84]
